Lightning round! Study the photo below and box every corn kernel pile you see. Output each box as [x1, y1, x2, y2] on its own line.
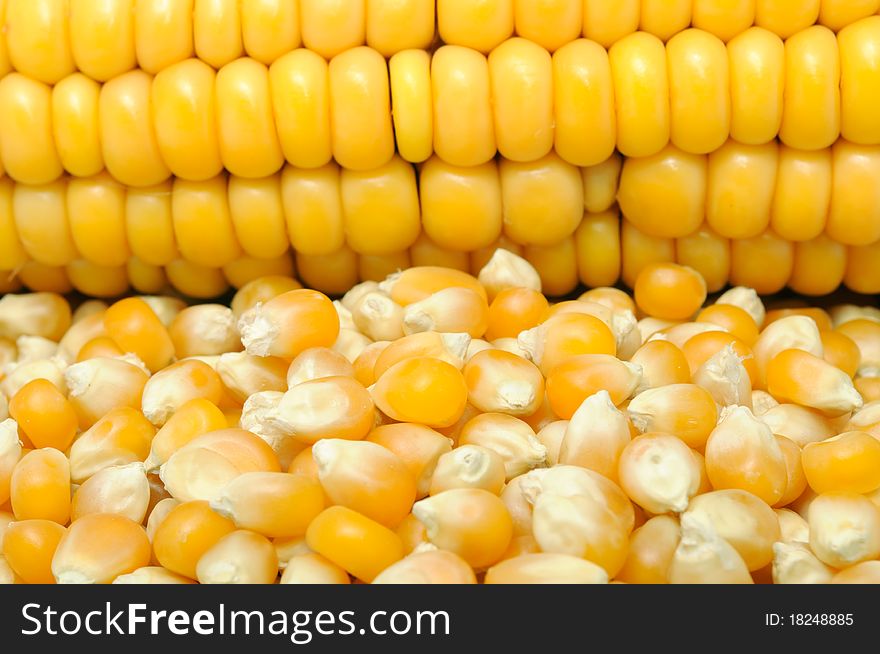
[1, 254, 879, 585]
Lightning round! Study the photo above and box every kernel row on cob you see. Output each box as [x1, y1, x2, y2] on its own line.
[6, 20, 880, 185]
[4, 0, 880, 87]
[2, 257, 880, 585]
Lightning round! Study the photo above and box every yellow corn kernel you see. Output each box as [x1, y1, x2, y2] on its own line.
[0, 421, 22, 506]
[0, 292, 71, 344]
[770, 146, 831, 241]
[437, 0, 512, 54]
[165, 260, 230, 299]
[618, 145, 706, 239]
[100, 70, 170, 187]
[380, 266, 486, 307]
[429, 444, 506, 496]
[616, 515, 680, 584]
[668, 513, 753, 584]
[629, 340, 691, 391]
[462, 349, 544, 416]
[359, 252, 411, 284]
[760, 403, 834, 448]
[839, 17, 880, 145]
[707, 140, 778, 239]
[780, 26, 840, 150]
[753, 314, 823, 387]
[618, 432, 702, 514]
[770, 540, 834, 584]
[168, 305, 241, 360]
[387, 49, 432, 164]
[521, 466, 632, 576]
[50, 74, 103, 178]
[341, 156, 420, 255]
[609, 32, 669, 158]
[2, 519, 66, 584]
[373, 357, 468, 429]
[13, 181, 78, 267]
[476, 250, 541, 304]
[755, 0, 818, 39]
[239, 289, 339, 359]
[103, 297, 173, 373]
[312, 439, 416, 528]
[413, 488, 512, 569]
[353, 341, 391, 387]
[856, 376, 880, 403]
[68, 407, 154, 483]
[6, 0, 74, 84]
[196, 529, 278, 584]
[287, 347, 354, 387]
[489, 38, 553, 163]
[65, 359, 145, 434]
[675, 226, 731, 294]
[730, 229, 794, 295]
[485, 288, 548, 342]
[691, 0, 755, 42]
[280, 552, 350, 584]
[70, 462, 150, 523]
[573, 210, 621, 288]
[830, 561, 880, 584]
[808, 492, 880, 568]
[124, 182, 178, 267]
[274, 375, 374, 444]
[837, 319, 880, 376]
[366, 423, 452, 499]
[698, 304, 760, 346]
[685, 489, 780, 570]
[8, 379, 76, 451]
[552, 40, 616, 166]
[522, 239, 577, 298]
[487, 552, 609, 584]
[65, 174, 129, 268]
[520, 313, 616, 376]
[727, 27, 785, 144]
[556, 390, 629, 481]
[827, 140, 880, 246]
[373, 549, 477, 584]
[367, 0, 433, 57]
[193, 0, 242, 69]
[843, 241, 880, 293]
[306, 506, 404, 582]
[705, 406, 788, 505]
[802, 431, 880, 495]
[230, 276, 302, 318]
[457, 412, 546, 479]
[141, 359, 224, 426]
[300, 0, 364, 60]
[634, 263, 707, 321]
[511, 0, 579, 52]
[0, 73, 63, 185]
[431, 45, 495, 167]
[628, 384, 719, 449]
[582, 0, 638, 47]
[64, 260, 128, 298]
[151, 59, 222, 182]
[152, 500, 236, 580]
[374, 332, 468, 380]
[580, 156, 621, 215]
[667, 29, 730, 154]
[134, 0, 193, 74]
[241, 0, 301, 65]
[400, 287, 487, 338]
[545, 354, 641, 420]
[411, 235, 471, 272]
[215, 58, 283, 179]
[767, 348, 863, 417]
[70, 0, 135, 81]
[329, 47, 394, 172]
[10, 448, 70, 524]
[819, 0, 880, 30]
[640, 0, 690, 40]
[113, 566, 195, 584]
[789, 235, 847, 296]
[821, 330, 861, 378]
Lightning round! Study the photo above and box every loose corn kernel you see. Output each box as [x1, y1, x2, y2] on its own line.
[160, 428, 280, 502]
[215, 352, 287, 403]
[836, 318, 880, 376]
[274, 376, 374, 444]
[668, 513, 753, 584]
[168, 305, 241, 359]
[634, 264, 707, 321]
[521, 466, 632, 576]
[52, 513, 151, 584]
[371, 549, 476, 584]
[485, 288, 549, 342]
[103, 298, 174, 373]
[429, 445, 506, 496]
[402, 287, 489, 338]
[279, 552, 351, 585]
[152, 500, 236, 580]
[764, 306, 834, 331]
[545, 353, 641, 419]
[312, 439, 416, 529]
[486, 552, 608, 584]
[67, 407, 154, 484]
[141, 359, 224, 426]
[71, 462, 150, 524]
[462, 349, 544, 417]
[771, 541, 835, 584]
[775, 507, 810, 544]
[286, 347, 355, 388]
[767, 348, 863, 416]
[145, 498, 180, 546]
[457, 413, 546, 480]
[113, 566, 195, 584]
[76, 336, 125, 362]
[627, 384, 718, 449]
[366, 423, 452, 500]
[196, 529, 278, 585]
[753, 315, 824, 387]
[830, 561, 880, 584]
[306, 506, 404, 582]
[230, 276, 302, 319]
[0, 293, 71, 342]
[619, 432, 702, 514]
[10, 448, 70, 524]
[616, 515, 681, 584]
[519, 313, 616, 376]
[808, 492, 880, 568]
[536, 420, 567, 467]
[372, 357, 468, 429]
[413, 488, 512, 569]
[210, 471, 323, 540]
[821, 330, 861, 378]
[144, 398, 227, 472]
[628, 340, 691, 392]
[8, 379, 76, 451]
[2, 518, 66, 584]
[239, 289, 339, 359]
[692, 344, 753, 409]
[705, 406, 788, 505]
[0, 420, 22, 506]
[558, 390, 630, 482]
[775, 434, 808, 507]
[855, 376, 880, 403]
[802, 431, 880, 494]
